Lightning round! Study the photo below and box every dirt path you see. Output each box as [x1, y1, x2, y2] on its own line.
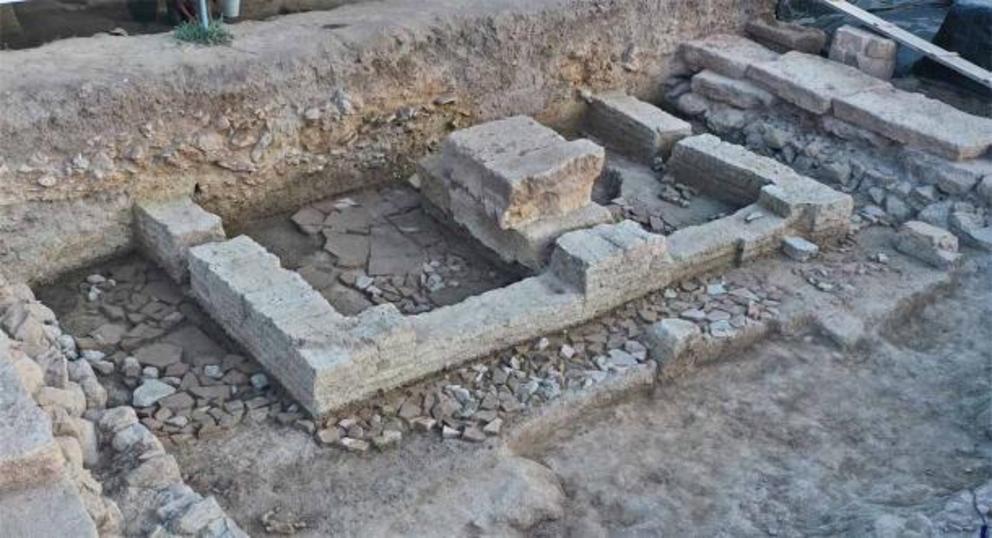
[522, 257, 992, 537]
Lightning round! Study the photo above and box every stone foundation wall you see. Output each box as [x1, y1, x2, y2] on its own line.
[0, 0, 774, 284]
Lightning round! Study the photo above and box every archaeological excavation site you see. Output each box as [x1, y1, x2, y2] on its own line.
[1, 0, 991, 535]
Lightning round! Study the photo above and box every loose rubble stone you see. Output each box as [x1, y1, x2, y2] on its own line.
[132, 379, 177, 407]
[644, 318, 702, 363]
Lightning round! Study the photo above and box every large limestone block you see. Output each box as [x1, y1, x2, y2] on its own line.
[550, 221, 668, 300]
[691, 70, 777, 109]
[134, 197, 225, 283]
[0, 479, 98, 538]
[586, 93, 692, 162]
[745, 17, 827, 54]
[829, 25, 897, 80]
[680, 34, 780, 78]
[758, 180, 853, 237]
[833, 87, 992, 161]
[667, 134, 800, 205]
[746, 51, 890, 114]
[440, 116, 604, 229]
[0, 359, 64, 491]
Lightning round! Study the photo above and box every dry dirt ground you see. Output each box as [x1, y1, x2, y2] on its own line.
[169, 252, 992, 537]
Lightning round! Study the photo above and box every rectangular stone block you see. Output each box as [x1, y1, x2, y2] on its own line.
[680, 34, 780, 78]
[746, 51, 890, 114]
[134, 197, 225, 283]
[550, 221, 668, 301]
[691, 70, 777, 109]
[833, 87, 992, 161]
[745, 17, 827, 54]
[439, 116, 605, 229]
[0, 359, 63, 491]
[667, 134, 800, 205]
[758, 180, 853, 238]
[586, 93, 692, 162]
[829, 25, 897, 80]
[894, 220, 960, 269]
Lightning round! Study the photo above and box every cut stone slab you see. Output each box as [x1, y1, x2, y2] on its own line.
[134, 342, 183, 369]
[132, 379, 177, 408]
[644, 318, 702, 363]
[322, 231, 370, 269]
[746, 50, 890, 114]
[0, 479, 98, 538]
[833, 87, 992, 161]
[0, 359, 64, 490]
[134, 197, 226, 283]
[681, 33, 779, 78]
[691, 70, 777, 109]
[782, 236, 819, 261]
[893, 220, 960, 269]
[439, 116, 605, 229]
[829, 25, 897, 80]
[367, 224, 426, 276]
[585, 93, 692, 162]
[745, 17, 827, 54]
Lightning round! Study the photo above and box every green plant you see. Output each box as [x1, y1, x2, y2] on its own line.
[174, 19, 232, 46]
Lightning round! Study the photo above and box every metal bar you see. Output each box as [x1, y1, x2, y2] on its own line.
[817, 0, 992, 89]
[198, 0, 209, 29]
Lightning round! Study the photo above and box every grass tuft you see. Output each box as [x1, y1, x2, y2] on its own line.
[174, 19, 233, 46]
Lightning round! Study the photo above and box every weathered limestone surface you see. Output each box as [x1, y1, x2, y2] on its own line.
[680, 33, 779, 78]
[833, 87, 992, 161]
[829, 25, 897, 80]
[746, 51, 890, 114]
[0, 0, 773, 285]
[550, 221, 669, 302]
[691, 69, 777, 109]
[745, 17, 826, 53]
[0, 358, 63, 491]
[894, 220, 961, 269]
[134, 197, 226, 282]
[667, 134, 852, 238]
[419, 150, 612, 269]
[585, 93, 692, 162]
[0, 479, 98, 538]
[644, 318, 702, 363]
[439, 116, 604, 229]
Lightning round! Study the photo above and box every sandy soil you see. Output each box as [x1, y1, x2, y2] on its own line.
[168, 251, 991, 536]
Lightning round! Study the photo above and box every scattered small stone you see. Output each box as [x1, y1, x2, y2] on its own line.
[132, 379, 177, 407]
[372, 430, 402, 450]
[782, 236, 820, 262]
[441, 425, 461, 439]
[482, 418, 503, 436]
[461, 426, 486, 443]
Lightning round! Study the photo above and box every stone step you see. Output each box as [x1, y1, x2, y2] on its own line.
[0, 479, 98, 538]
[833, 87, 992, 161]
[585, 93, 691, 162]
[438, 116, 604, 230]
[680, 33, 779, 79]
[0, 357, 63, 491]
[745, 50, 890, 114]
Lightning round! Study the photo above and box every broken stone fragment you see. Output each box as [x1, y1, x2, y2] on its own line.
[893, 220, 960, 269]
[644, 318, 702, 364]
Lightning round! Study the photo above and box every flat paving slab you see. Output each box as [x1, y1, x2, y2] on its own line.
[681, 33, 779, 78]
[746, 51, 890, 114]
[833, 86, 992, 161]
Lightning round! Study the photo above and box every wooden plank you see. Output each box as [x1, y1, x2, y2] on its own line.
[817, 0, 992, 89]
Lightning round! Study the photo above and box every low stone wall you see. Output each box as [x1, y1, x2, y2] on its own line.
[0, 0, 774, 285]
[182, 131, 851, 416]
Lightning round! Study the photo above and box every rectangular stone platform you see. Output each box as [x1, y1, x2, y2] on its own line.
[833, 87, 992, 161]
[135, 197, 226, 283]
[746, 51, 890, 114]
[438, 116, 605, 230]
[680, 33, 779, 78]
[585, 93, 692, 162]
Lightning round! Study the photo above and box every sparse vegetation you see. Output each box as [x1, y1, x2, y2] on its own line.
[174, 19, 232, 46]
